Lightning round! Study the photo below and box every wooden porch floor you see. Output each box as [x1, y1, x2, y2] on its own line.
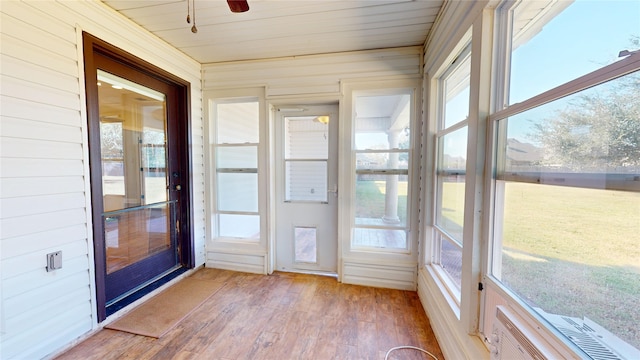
[55, 269, 444, 360]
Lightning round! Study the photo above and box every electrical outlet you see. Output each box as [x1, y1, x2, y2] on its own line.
[46, 251, 62, 272]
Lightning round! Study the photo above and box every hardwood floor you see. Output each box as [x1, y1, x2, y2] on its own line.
[56, 269, 444, 360]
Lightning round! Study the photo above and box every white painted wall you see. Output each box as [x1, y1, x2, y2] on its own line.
[0, 1, 204, 359]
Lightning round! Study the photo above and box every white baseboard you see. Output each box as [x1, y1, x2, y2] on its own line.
[341, 258, 417, 290]
[206, 249, 266, 274]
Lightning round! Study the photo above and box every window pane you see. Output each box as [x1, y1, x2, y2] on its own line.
[494, 182, 640, 353]
[508, 0, 640, 105]
[439, 233, 462, 289]
[355, 94, 410, 150]
[353, 90, 412, 251]
[216, 146, 257, 169]
[216, 101, 259, 143]
[355, 174, 408, 227]
[216, 173, 258, 212]
[356, 152, 409, 171]
[439, 126, 468, 172]
[353, 228, 406, 249]
[436, 175, 465, 242]
[285, 161, 327, 202]
[218, 214, 260, 239]
[493, 69, 640, 354]
[501, 70, 640, 178]
[436, 126, 467, 242]
[443, 51, 471, 129]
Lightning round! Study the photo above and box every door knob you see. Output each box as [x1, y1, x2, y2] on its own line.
[175, 185, 182, 191]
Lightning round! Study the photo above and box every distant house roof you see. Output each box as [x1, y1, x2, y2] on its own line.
[506, 138, 543, 165]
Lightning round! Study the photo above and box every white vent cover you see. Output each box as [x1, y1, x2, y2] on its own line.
[536, 308, 639, 360]
[491, 306, 564, 360]
[491, 305, 639, 360]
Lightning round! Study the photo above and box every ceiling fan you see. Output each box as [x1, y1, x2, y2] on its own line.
[227, 0, 250, 13]
[187, 0, 249, 33]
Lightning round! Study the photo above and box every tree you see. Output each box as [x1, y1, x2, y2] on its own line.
[100, 122, 123, 159]
[530, 72, 640, 172]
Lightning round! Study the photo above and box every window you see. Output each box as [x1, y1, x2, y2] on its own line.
[352, 91, 413, 250]
[491, 0, 640, 356]
[433, 43, 471, 294]
[211, 99, 261, 240]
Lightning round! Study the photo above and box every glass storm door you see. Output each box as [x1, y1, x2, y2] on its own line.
[84, 34, 191, 321]
[97, 68, 178, 304]
[90, 54, 186, 311]
[275, 105, 338, 273]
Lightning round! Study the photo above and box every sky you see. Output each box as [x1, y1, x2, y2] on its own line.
[507, 0, 640, 141]
[442, 0, 640, 158]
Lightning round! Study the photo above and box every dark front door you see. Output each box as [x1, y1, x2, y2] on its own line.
[83, 34, 192, 321]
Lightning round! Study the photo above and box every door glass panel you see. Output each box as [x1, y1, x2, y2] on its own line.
[97, 70, 172, 274]
[294, 227, 317, 263]
[284, 116, 329, 202]
[285, 161, 328, 202]
[285, 116, 329, 158]
[100, 121, 124, 211]
[104, 202, 175, 274]
[142, 128, 167, 205]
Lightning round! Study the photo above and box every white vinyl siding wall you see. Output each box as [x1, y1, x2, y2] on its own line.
[0, 1, 203, 359]
[203, 47, 423, 97]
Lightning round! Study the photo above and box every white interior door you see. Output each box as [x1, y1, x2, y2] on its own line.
[275, 104, 338, 273]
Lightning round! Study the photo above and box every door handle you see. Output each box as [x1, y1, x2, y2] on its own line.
[175, 185, 182, 191]
[327, 184, 337, 197]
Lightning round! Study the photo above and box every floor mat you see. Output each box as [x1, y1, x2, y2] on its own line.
[105, 277, 224, 338]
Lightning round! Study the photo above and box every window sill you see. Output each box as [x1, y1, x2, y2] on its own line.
[425, 264, 461, 318]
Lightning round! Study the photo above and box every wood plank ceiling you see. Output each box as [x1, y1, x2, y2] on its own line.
[100, 0, 445, 64]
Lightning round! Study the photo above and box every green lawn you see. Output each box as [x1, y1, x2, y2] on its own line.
[497, 182, 640, 349]
[360, 179, 640, 348]
[355, 179, 407, 222]
[439, 180, 465, 239]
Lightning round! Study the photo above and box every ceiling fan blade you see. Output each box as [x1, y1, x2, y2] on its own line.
[227, 0, 249, 13]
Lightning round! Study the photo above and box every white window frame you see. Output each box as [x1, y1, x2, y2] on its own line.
[340, 79, 421, 264]
[483, 0, 640, 355]
[427, 32, 473, 309]
[204, 88, 268, 252]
